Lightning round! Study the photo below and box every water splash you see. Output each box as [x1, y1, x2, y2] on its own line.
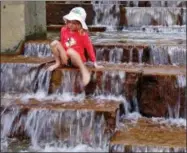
[51, 71, 85, 101]
[151, 117, 186, 127]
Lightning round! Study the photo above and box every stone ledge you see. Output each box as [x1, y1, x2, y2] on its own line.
[1, 98, 121, 113]
[0, 56, 186, 76]
[0, 55, 55, 64]
[1, 97, 120, 139]
[110, 117, 186, 149]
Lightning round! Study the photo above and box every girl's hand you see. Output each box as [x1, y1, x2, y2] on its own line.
[94, 62, 104, 69]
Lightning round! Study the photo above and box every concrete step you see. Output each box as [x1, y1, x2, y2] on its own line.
[110, 117, 186, 152]
[1, 97, 121, 114]
[1, 97, 121, 141]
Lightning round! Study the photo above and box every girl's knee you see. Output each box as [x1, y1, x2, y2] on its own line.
[50, 40, 60, 48]
[67, 48, 77, 56]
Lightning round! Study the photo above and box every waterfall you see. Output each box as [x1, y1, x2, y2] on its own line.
[1, 1, 186, 152]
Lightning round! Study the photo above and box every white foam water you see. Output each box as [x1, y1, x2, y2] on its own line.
[151, 117, 186, 127]
[177, 75, 186, 88]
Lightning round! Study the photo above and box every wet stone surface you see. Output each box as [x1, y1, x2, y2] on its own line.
[110, 117, 186, 151]
[138, 75, 186, 118]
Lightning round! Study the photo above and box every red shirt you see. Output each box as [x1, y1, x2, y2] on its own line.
[60, 26, 96, 62]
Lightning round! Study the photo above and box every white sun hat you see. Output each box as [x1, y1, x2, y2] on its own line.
[63, 7, 88, 30]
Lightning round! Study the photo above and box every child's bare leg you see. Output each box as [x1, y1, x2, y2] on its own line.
[48, 40, 68, 71]
[47, 41, 61, 71]
[56, 42, 68, 65]
[67, 48, 90, 86]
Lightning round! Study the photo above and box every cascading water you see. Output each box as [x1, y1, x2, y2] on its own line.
[150, 45, 186, 65]
[51, 70, 85, 102]
[94, 70, 125, 96]
[1, 1, 186, 152]
[1, 108, 109, 152]
[0, 63, 130, 152]
[168, 46, 186, 65]
[23, 42, 52, 57]
[92, 0, 120, 30]
[126, 7, 183, 26]
[1, 63, 51, 96]
[95, 47, 123, 63]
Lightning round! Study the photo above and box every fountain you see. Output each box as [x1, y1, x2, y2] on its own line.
[1, 1, 186, 152]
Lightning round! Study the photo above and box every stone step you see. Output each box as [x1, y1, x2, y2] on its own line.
[1, 56, 186, 118]
[1, 97, 121, 140]
[1, 97, 121, 114]
[3, 40, 186, 66]
[0, 55, 55, 64]
[109, 117, 186, 152]
[1, 56, 186, 76]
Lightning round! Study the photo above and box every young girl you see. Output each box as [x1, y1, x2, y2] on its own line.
[48, 7, 103, 86]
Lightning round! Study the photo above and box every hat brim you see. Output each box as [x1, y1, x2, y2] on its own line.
[63, 12, 88, 30]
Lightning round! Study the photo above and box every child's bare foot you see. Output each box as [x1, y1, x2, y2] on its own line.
[82, 67, 91, 86]
[47, 63, 60, 71]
